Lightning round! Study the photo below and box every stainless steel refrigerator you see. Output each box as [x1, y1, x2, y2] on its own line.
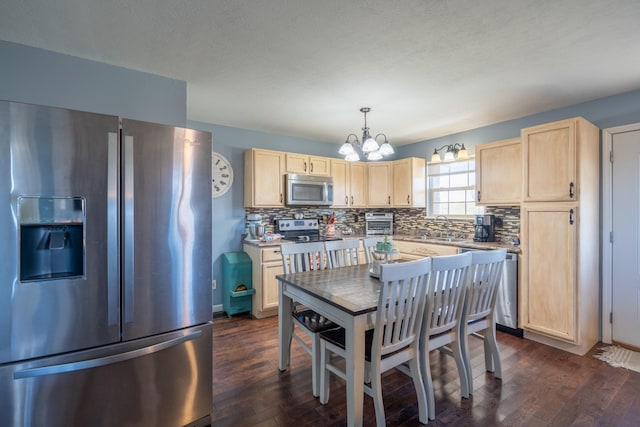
[0, 101, 213, 427]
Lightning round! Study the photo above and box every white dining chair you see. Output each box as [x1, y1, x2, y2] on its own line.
[324, 239, 361, 268]
[318, 258, 432, 427]
[362, 236, 384, 264]
[280, 241, 336, 397]
[409, 251, 472, 421]
[460, 249, 506, 394]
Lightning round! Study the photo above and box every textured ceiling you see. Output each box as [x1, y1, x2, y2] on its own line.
[1, 0, 640, 145]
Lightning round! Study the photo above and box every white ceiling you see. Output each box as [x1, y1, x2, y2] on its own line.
[2, 0, 640, 146]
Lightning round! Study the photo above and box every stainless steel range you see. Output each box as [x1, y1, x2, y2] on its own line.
[275, 218, 342, 243]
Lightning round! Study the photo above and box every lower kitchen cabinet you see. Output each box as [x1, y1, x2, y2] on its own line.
[520, 203, 598, 356]
[243, 244, 283, 318]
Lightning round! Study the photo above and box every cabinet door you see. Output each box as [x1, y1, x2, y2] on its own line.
[522, 119, 577, 202]
[349, 162, 368, 207]
[331, 159, 349, 207]
[247, 149, 284, 207]
[367, 162, 393, 207]
[262, 262, 284, 311]
[476, 138, 521, 205]
[393, 157, 425, 207]
[520, 203, 577, 342]
[309, 156, 331, 176]
[285, 153, 309, 174]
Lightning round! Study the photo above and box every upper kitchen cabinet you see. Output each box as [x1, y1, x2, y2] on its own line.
[331, 159, 367, 208]
[367, 161, 393, 207]
[244, 148, 285, 207]
[522, 117, 599, 202]
[392, 157, 426, 208]
[285, 153, 331, 176]
[475, 138, 521, 205]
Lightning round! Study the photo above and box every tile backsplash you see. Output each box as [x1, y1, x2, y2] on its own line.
[245, 206, 520, 243]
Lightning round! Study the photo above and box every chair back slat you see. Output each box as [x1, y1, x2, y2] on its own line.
[280, 241, 328, 273]
[466, 249, 506, 322]
[374, 258, 432, 357]
[362, 237, 385, 264]
[424, 253, 471, 337]
[325, 239, 361, 268]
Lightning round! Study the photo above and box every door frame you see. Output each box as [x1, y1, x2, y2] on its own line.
[601, 122, 640, 344]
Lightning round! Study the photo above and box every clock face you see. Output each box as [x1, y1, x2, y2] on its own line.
[212, 152, 233, 197]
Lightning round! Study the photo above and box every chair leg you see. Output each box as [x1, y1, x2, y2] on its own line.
[485, 324, 502, 379]
[451, 338, 470, 399]
[460, 326, 473, 396]
[409, 355, 428, 424]
[312, 334, 321, 397]
[319, 340, 330, 404]
[421, 353, 436, 421]
[370, 364, 386, 427]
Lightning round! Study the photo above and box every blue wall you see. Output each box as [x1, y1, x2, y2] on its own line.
[186, 121, 337, 306]
[0, 41, 187, 126]
[397, 89, 640, 159]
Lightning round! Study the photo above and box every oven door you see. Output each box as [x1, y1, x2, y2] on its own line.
[366, 220, 393, 235]
[286, 174, 333, 206]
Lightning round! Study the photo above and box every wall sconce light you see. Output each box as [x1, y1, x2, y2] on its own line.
[430, 143, 469, 163]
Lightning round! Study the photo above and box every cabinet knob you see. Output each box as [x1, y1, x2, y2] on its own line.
[351, 196, 354, 205]
[569, 182, 575, 198]
[388, 196, 391, 205]
[569, 208, 574, 225]
[310, 162, 313, 172]
[477, 190, 481, 202]
[304, 162, 307, 172]
[345, 196, 349, 204]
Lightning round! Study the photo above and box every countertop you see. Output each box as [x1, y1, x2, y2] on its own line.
[243, 233, 521, 254]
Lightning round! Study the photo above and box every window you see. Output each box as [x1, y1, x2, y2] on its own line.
[427, 157, 476, 217]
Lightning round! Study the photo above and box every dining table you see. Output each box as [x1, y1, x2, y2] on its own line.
[277, 264, 381, 427]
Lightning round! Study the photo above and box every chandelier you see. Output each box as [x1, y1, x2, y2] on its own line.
[430, 143, 469, 163]
[338, 107, 394, 161]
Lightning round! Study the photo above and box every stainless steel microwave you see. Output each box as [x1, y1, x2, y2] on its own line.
[286, 174, 333, 206]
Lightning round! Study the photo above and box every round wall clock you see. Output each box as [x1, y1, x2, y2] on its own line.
[212, 151, 233, 197]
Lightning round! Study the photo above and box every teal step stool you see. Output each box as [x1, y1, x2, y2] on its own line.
[222, 251, 255, 317]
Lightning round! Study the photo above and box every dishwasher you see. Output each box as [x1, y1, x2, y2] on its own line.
[460, 249, 522, 337]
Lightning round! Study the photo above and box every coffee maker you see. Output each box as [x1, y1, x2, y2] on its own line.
[473, 214, 496, 242]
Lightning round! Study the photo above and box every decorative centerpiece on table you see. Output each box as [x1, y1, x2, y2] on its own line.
[370, 235, 399, 278]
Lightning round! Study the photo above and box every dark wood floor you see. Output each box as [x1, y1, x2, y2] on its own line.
[211, 313, 640, 426]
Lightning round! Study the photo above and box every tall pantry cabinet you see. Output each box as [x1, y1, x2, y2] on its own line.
[519, 117, 600, 356]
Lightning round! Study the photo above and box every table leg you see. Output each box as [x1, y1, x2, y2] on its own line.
[278, 281, 293, 371]
[345, 315, 366, 427]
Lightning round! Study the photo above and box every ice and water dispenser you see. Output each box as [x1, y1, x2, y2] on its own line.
[19, 197, 85, 282]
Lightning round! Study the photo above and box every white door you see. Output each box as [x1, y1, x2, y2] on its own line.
[612, 128, 640, 348]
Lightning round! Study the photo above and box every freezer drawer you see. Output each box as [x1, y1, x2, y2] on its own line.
[0, 322, 212, 427]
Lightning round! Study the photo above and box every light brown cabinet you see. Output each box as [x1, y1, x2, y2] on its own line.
[244, 148, 285, 207]
[331, 159, 367, 208]
[520, 204, 578, 342]
[519, 117, 599, 356]
[367, 161, 393, 207]
[475, 138, 521, 205]
[243, 244, 283, 318]
[522, 117, 598, 202]
[285, 153, 331, 176]
[392, 157, 426, 208]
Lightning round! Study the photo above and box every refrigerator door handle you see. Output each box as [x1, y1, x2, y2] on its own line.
[107, 131, 119, 326]
[123, 134, 135, 324]
[14, 330, 202, 379]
